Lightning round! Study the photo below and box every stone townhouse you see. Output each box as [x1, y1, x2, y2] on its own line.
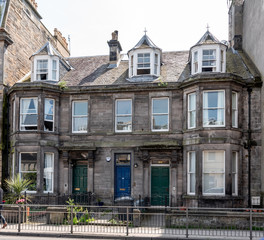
[229, 0, 264, 207]
[0, 0, 69, 182]
[8, 28, 262, 208]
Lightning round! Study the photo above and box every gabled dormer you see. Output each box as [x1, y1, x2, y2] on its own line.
[190, 30, 228, 75]
[30, 41, 70, 82]
[128, 33, 162, 79]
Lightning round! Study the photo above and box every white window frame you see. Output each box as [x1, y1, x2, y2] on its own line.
[232, 151, 238, 196]
[33, 55, 59, 82]
[188, 93, 196, 129]
[72, 100, 88, 133]
[137, 52, 151, 75]
[202, 150, 225, 196]
[202, 49, 216, 72]
[19, 152, 37, 193]
[115, 99, 132, 133]
[20, 97, 38, 131]
[36, 59, 48, 81]
[203, 90, 225, 127]
[154, 53, 158, 75]
[44, 98, 54, 132]
[44, 153, 54, 193]
[151, 97, 169, 132]
[130, 55, 134, 76]
[193, 51, 198, 73]
[232, 92, 238, 128]
[129, 50, 161, 78]
[187, 151, 196, 195]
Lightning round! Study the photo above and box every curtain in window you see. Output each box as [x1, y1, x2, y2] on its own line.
[44, 153, 53, 192]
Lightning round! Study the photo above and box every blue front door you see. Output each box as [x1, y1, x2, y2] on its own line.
[115, 153, 131, 198]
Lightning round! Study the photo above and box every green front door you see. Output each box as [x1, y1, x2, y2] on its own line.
[151, 167, 170, 206]
[73, 165, 87, 194]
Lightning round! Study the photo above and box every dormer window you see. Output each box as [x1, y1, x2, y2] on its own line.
[128, 34, 162, 78]
[33, 56, 59, 82]
[37, 60, 48, 80]
[190, 31, 227, 75]
[202, 49, 216, 72]
[137, 53, 150, 75]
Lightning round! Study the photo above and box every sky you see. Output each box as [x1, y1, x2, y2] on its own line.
[37, 0, 230, 57]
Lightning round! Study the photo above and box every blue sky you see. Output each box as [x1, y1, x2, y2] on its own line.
[37, 0, 229, 57]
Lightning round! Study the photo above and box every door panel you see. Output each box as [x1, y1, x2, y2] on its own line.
[151, 167, 170, 206]
[73, 165, 87, 194]
[115, 166, 131, 198]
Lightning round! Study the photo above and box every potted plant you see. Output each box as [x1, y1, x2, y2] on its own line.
[3, 174, 33, 223]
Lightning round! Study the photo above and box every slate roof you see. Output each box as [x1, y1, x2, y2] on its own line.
[61, 48, 259, 87]
[61, 51, 189, 86]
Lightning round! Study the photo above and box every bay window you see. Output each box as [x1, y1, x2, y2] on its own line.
[203, 90, 225, 127]
[72, 101, 88, 133]
[115, 99, 132, 132]
[203, 151, 225, 195]
[152, 98, 169, 131]
[20, 98, 38, 131]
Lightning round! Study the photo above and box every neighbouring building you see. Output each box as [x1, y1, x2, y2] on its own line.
[229, 0, 263, 207]
[0, 0, 69, 182]
[8, 27, 262, 208]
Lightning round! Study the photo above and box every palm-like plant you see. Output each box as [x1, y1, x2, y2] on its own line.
[5, 174, 33, 204]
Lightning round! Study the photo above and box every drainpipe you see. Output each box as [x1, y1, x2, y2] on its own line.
[247, 87, 252, 208]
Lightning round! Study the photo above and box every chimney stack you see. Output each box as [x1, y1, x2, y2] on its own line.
[107, 30, 122, 68]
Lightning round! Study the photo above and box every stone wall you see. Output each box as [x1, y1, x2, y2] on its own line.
[4, 0, 69, 86]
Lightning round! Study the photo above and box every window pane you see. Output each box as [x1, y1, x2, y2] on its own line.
[203, 152, 224, 172]
[21, 114, 37, 125]
[20, 153, 37, 191]
[204, 92, 224, 108]
[21, 153, 37, 171]
[73, 117, 87, 132]
[153, 99, 168, 114]
[21, 172, 37, 191]
[44, 153, 53, 192]
[116, 116, 132, 131]
[45, 99, 54, 120]
[203, 173, 224, 194]
[153, 115, 168, 130]
[189, 174, 195, 193]
[21, 99, 37, 114]
[74, 102, 88, 115]
[116, 153, 130, 165]
[189, 153, 195, 172]
[117, 100, 131, 115]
